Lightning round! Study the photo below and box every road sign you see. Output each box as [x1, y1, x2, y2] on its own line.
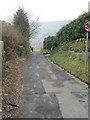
[84, 20, 90, 32]
[84, 20, 90, 73]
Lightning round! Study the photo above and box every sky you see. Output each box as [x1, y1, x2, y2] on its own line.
[0, 0, 89, 22]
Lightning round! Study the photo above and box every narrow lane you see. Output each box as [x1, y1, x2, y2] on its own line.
[19, 51, 88, 118]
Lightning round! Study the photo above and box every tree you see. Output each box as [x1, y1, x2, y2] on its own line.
[13, 7, 39, 39]
[13, 8, 30, 39]
[44, 12, 90, 50]
[29, 18, 40, 38]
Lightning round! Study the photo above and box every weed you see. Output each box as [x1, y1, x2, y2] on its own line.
[49, 51, 88, 82]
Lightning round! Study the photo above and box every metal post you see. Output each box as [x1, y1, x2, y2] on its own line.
[85, 32, 88, 74]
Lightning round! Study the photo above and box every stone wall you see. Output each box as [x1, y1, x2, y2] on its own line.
[0, 20, 3, 81]
[0, 21, 2, 41]
[0, 41, 3, 81]
[0, 21, 2, 119]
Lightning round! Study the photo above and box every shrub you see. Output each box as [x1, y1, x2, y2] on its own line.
[44, 12, 90, 50]
[52, 38, 86, 53]
[2, 21, 30, 61]
[72, 54, 76, 60]
[15, 46, 25, 57]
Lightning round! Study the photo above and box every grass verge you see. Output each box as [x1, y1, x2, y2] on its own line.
[2, 58, 26, 118]
[48, 51, 89, 84]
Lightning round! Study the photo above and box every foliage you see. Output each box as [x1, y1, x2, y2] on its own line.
[43, 12, 90, 50]
[30, 47, 33, 52]
[43, 36, 58, 50]
[13, 7, 39, 39]
[2, 58, 26, 118]
[41, 49, 50, 54]
[15, 46, 26, 57]
[49, 51, 88, 83]
[52, 38, 86, 53]
[13, 8, 30, 39]
[2, 21, 30, 61]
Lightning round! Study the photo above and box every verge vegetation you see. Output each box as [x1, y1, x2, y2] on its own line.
[48, 39, 89, 83]
[43, 12, 90, 85]
[43, 12, 90, 50]
[2, 7, 39, 118]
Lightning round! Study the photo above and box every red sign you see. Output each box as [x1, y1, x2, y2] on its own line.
[84, 20, 90, 32]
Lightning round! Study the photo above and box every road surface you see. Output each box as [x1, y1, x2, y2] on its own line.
[19, 51, 88, 118]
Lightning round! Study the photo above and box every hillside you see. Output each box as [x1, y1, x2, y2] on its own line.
[43, 12, 90, 50]
[30, 20, 70, 48]
[48, 38, 89, 82]
[45, 12, 90, 84]
[39, 21, 71, 36]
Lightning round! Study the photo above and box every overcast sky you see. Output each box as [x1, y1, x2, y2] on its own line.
[0, 0, 89, 22]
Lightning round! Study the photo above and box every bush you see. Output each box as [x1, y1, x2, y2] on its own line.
[15, 46, 25, 57]
[52, 38, 86, 53]
[72, 54, 76, 60]
[43, 12, 90, 50]
[2, 21, 30, 61]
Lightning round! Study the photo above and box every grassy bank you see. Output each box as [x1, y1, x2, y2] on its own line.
[2, 20, 31, 117]
[48, 51, 88, 83]
[2, 58, 26, 118]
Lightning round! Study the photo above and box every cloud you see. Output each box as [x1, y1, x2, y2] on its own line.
[0, 0, 89, 22]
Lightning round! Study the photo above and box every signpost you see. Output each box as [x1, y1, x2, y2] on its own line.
[84, 20, 90, 73]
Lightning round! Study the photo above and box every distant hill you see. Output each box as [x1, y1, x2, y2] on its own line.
[39, 20, 71, 36]
[30, 20, 71, 48]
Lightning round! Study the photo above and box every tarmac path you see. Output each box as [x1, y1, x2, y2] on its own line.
[19, 51, 88, 119]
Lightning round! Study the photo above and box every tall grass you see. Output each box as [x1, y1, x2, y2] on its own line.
[49, 51, 88, 83]
[49, 39, 90, 84]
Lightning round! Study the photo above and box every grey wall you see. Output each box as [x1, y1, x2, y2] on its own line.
[0, 21, 3, 82]
[0, 21, 2, 41]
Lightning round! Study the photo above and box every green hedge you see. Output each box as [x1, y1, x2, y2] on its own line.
[44, 12, 90, 50]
